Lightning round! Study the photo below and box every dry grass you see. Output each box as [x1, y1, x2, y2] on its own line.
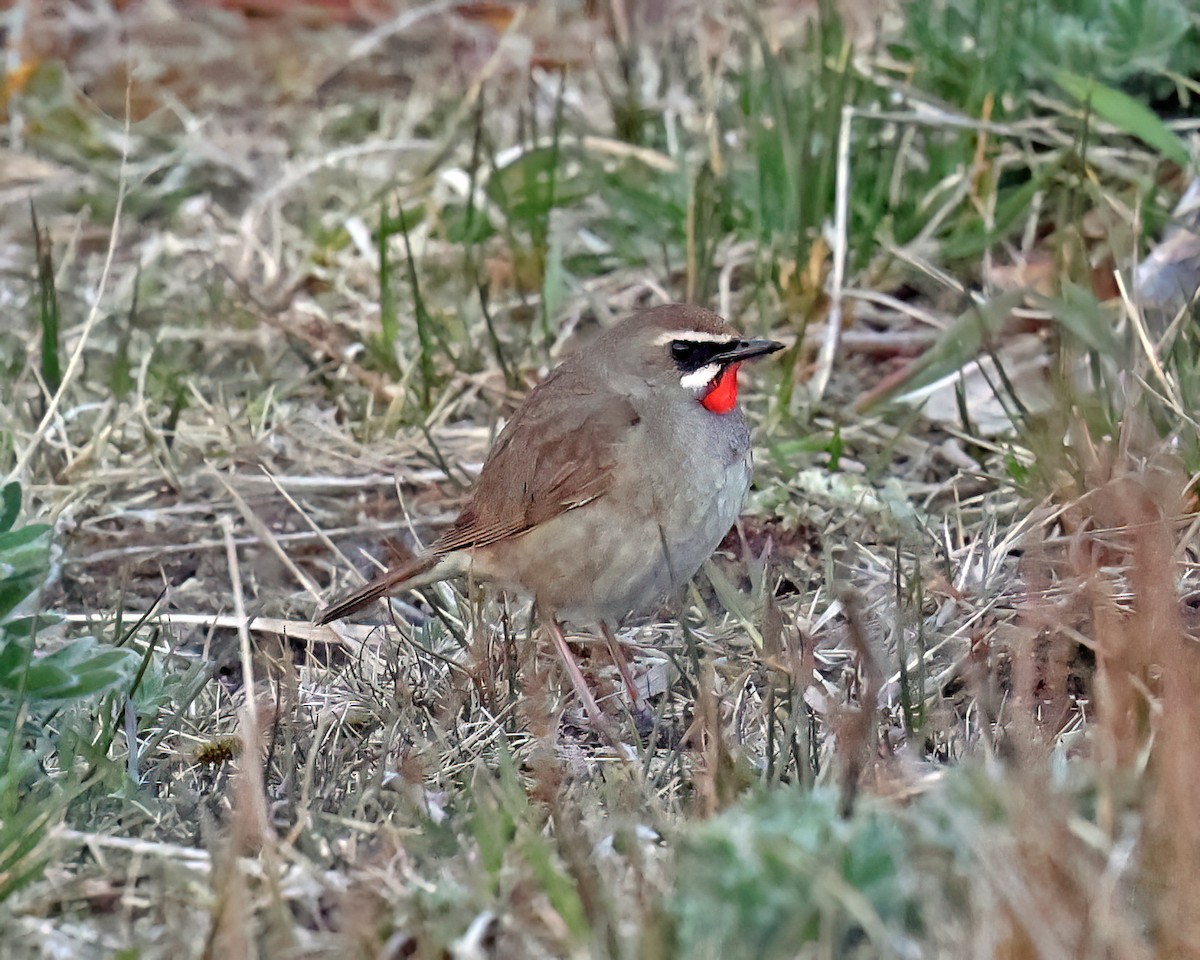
[2, 0, 1199, 957]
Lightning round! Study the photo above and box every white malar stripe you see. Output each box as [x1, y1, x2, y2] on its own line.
[679, 363, 720, 390]
[653, 330, 738, 346]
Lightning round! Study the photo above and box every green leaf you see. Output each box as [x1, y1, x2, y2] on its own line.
[676, 788, 923, 958]
[0, 521, 52, 622]
[21, 662, 74, 695]
[0, 637, 139, 702]
[0, 523, 52, 556]
[0, 613, 61, 639]
[1054, 70, 1190, 167]
[0, 484, 20, 535]
[0, 762, 60, 905]
[0, 573, 45, 623]
[0, 641, 23, 680]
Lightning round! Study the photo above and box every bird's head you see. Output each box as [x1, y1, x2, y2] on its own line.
[595, 304, 784, 414]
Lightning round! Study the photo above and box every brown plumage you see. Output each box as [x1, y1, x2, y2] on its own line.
[316, 303, 782, 723]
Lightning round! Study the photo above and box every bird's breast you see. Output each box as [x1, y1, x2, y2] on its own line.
[467, 404, 753, 624]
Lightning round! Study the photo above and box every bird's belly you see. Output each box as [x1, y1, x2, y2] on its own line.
[472, 447, 751, 623]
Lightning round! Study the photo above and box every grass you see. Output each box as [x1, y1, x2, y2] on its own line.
[1, 0, 1199, 957]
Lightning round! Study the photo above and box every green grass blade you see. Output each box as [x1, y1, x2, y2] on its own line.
[396, 202, 435, 411]
[1055, 70, 1191, 167]
[31, 203, 62, 395]
[861, 291, 1026, 410]
[376, 198, 401, 377]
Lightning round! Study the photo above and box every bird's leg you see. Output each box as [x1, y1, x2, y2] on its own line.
[600, 621, 643, 707]
[545, 618, 618, 737]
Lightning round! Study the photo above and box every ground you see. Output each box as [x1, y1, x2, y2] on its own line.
[2, 1, 1200, 958]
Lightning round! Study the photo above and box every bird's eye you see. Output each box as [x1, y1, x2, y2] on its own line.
[670, 337, 740, 372]
[671, 341, 698, 364]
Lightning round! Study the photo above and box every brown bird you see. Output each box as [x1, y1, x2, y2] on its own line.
[316, 304, 782, 726]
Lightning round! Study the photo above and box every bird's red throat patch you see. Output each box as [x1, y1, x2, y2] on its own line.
[700, 362, 741, 414]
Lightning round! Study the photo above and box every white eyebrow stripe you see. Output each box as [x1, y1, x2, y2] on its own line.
[653, 330, 739, 345]
[679, 363, 720, 390]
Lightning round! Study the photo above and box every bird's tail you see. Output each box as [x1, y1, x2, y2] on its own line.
[314, 553, 446, 625]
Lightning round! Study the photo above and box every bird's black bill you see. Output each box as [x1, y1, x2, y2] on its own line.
[710, 338, 785, 365]
[670, 337, 785, 373]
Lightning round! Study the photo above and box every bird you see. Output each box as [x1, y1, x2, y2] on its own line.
[316, 303, 783, 728]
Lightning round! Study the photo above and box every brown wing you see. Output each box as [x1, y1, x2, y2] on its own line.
[433, 367, 639, 555]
